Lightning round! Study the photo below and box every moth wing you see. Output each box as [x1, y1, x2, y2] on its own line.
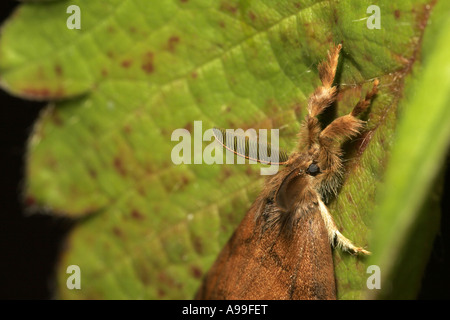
[195, 199, 336, 300]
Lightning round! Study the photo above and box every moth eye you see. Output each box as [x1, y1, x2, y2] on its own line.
[306, 163, 320, 176]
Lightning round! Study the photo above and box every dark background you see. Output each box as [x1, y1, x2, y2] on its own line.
[0, 2, 73, 299]
[0, 1, 449, 299]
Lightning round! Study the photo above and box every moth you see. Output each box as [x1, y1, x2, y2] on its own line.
[195, 44, 378, 300]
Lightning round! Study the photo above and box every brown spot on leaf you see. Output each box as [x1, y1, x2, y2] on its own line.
[123, 124, 132, 134]
[191, 266, 203, 279]
[333, 6, 339, 24]
[141, 52, 154, 74]
[245, 166, 254, 176]
[27, 88, 51, 97]
[157, 288, 166, 297]
[137, 268, 151, 285]
[191, 71, 198, 79]
[121, 59, 132, 68]
[88, 168, 97, 178]
[143, 162, 157, 176]
[248, 11, 256, 21]
[50, 108, 64, 126]
[113, 157, 126, 176]
[192, 236, 204, 254]
[22, 88, 52, 99]
[131, 209, 145, 220]
[55, 86, 65, 98]
[183, 122, 193, 132]
[180, 175, 190, 188]
[220, 2, 238, 14]
[112, 227, 124, 238]
[167, 36, 180, 52]
[158, 271, 182, 288]
[54, 65, 63, 76]
[136, 185, 147, 197]
[160, 127, 170, 137]
[293, 102, 303, 120]
[363, 53, 373, 62]
[394, 10, 401, 19]
[101, 68, 109, 77]
[346, 193, 354, 204]
[218, 20, 226, 28]
[45, 156, 58, 168]
[221, 167, 232, 181]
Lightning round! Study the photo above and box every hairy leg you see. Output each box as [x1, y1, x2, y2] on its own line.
[317, 197, 370, 255]
[316, 79, 378, 198]
[320, 79, 379, 144]
[308, 44, 342, 117]
[299, 44, 342, 149]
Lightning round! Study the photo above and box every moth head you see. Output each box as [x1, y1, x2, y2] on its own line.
[293, 150, 326, 178]
[274, 155, 324, 212]
[305, 162, 321, 176]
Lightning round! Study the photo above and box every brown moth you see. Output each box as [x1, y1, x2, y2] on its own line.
[195, 44, 378, 300]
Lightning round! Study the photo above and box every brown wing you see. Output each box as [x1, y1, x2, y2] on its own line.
[195, 197, 336, 300]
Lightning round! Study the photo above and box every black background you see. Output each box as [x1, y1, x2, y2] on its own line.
[0, 1, 73, 299]
[0, 1, 449, 300]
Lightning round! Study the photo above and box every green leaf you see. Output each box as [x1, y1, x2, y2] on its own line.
[0, 0, 445, 299]
[366, 0, 450, 299]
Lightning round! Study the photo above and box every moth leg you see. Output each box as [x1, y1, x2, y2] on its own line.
[317, 197, 371, 255]
[319, 79, 379, 144]
[300, 44, 342, 148]
[308, 44, 342, 117]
